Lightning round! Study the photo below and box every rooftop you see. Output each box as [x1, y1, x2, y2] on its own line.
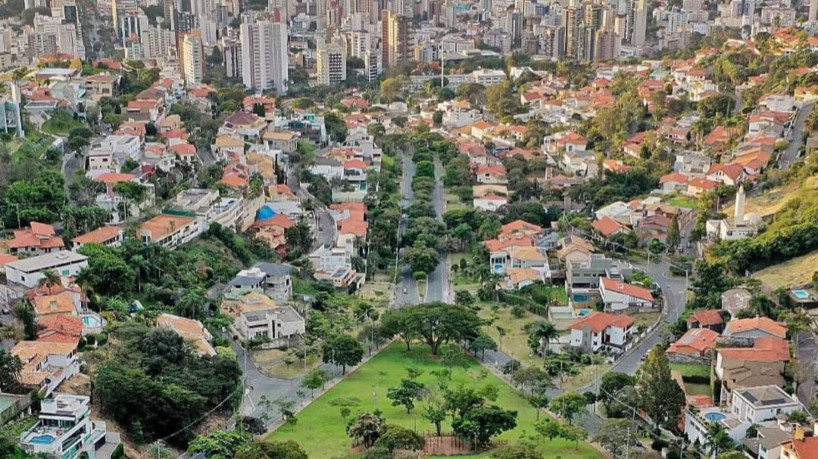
[5, 251, 88, 274]
[570, 311, 635, 333]
[735, 385, 798, 408]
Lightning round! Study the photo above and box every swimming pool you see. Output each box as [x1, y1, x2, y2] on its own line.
[30, 435, 55, 444]
[81, 315, 102, 328]
[578, 309, 591, 317]
[793, 289, 810, 299]
[573, 294, 589, 302]
[705, 412, 726, 422]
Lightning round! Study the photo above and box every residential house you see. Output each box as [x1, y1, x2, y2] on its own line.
[170, 188, 262, 232]
[499, 220, 542, 240]
[474, 164, 508, 185]
[19, 394, 116, 459]
[685, 385, 804, 448]
[252, 214, 295, 250]
[228, 263, 293, 302]
[262, 131, 297, 153]
[473, 185, 508, 211]
[502, 268, 543, 290]
[139, 215, 205, 248]
[659, 172, 690, 193]
[156, 313, 216, 356]
[781, 432, 818, 459]
[485, 237, 535, 275]
[212, 135, 246, 163]
[36, 315, 83, 345]
[598, 277, 654, 312]
[561, 149, 599, 177]
[236, 306, 305, 347]
[724, 317, 788, 340]
[686, 177, 721, 196]
[5, 252, 89, 288]
[11, 341, 80, 396]
[343, 159, 368, 183]
[667, 328, 720, 361]
[686, 309, 725, 333]
[310, 157, 344, 181]
[707, 163, 746, 186]
[592, 217, 630, 238]
[722, 288, 753, 318]
[220, 111, 267, 141]
[32, 292, 79, 318]
[715, 337, 791, 400]
[507, 247, 548, 272]
[744, 422, 806, 459]
[9, 223, 65, 256]
[71, 226, 124, 251]
[569, 311, 635, 353]
[85, 73, 119, 97]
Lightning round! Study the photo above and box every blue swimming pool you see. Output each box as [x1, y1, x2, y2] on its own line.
[705, 412, 726, 422]
[30, 435, 55, 444]
[793, 289, 810, 299]
[579, 309, 591, 317]
[573, 294, 589, 302]
[81, 315, 102, 327]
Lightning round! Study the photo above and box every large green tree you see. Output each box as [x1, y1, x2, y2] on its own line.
[0, 349, 22, 390]
[549, 392, 588, 425]
[188, 430, 250, 459]
[638, 346, 686, 430]
[235, 441, 308, 459]
[322, 334, 365, 374]
[452, 405, 517, 448]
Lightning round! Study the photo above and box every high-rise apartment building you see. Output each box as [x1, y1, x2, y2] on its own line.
[316, 36, 347, 86]
[381, 11, 409, 68]
[182, 33, 204, 86]
[222, 36, 242, 79]
[811, 0, 818, 23]
[563, 6, 582, 59]
[240, 20, 289, 94]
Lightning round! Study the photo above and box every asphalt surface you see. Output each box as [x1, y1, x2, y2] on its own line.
[395, 151, 420, 307]
[286, 161, 336, 251]
[424, 158, 450, 303]
[780, 101, 815, 169]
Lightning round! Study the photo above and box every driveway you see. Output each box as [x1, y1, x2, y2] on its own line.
[780, 102, 815, 169]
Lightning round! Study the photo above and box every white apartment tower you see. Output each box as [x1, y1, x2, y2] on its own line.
[316, 37, 347, 85]
[182, 34, 204, 86]
[240, 20, 289, 94]
[811, 0, 818, 24]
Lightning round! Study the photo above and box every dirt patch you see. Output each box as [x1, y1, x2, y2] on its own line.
[753, 250, 818, 289]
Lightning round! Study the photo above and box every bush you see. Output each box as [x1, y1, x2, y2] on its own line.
[111, 444, 125, 459]
[510, 305, 526, 318]
[95, 333, 108, 346]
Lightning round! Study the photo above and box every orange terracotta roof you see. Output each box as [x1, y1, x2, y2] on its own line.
[141, 215, 196, 241]
[718, 336, 790, 362]
[500, 220, 541, 235]
[339, 220, 369, 237]
[33, 292, 77, 317]
[484, 236, 534, 252]
[0, 253, 19, 265]
[570, 311, 635, 333]
[95, 173, 135, 184]
[592, 217, 628, 237]
[725, 317, 787, 339]
[37, 315, 83, 344]
[170, 143, 196, 155]
[253, 214, 296, 229]
[73, 226, 122, 245]
[667, 328, 719, 356]
[687, 309, 724, 327]
[344, 159, 367, 170]
[790, 437, 818, 458]
[600, 277, 654, 302]
[10, 223, 64, 251]
[660, 172, 690, 184]
[157, 313, 215, 356]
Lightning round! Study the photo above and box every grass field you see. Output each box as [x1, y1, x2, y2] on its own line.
[268, 344, 602, 459]
[725, 174, 818, 218]
[445, 192, 468, 212]
[753, 250, 818, 289]
[478, 305, 541, 368]
[669, 363, 711, 380]
[42, 110, 84, 135]
[663, 195, 698, 210]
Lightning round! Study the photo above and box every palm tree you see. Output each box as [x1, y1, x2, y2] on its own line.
[38, 270, 62, 294]
[527, 321, 560, 358]
[704, 423, 734, 459]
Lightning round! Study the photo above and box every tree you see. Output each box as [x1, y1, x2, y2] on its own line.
[235, 441, 308, 459]
[348, 412, 385, 448]
[455, 290, 475, 308]
[704, 423, 735, 458]
[380, 309, 416, 350]
[387, 378, 425, 413]
[77, 244, 136, 296]
[666, 214, 681, 250]
[187, 430, 250, 459]
[549, 392, 587, 425]
[285, 219, 313, 254]
[485, 80, 522, 119]
[404, 303, 482, 355]
[526, 321, 559, 358]
[452, 405, 517, 448]
[322, 334, 364, 374]
[302, 368, 327, 398]
[444, 385, 485, 420]
[593, 419, 641, 457]
[372, 425, 425, 452]
[638, 346, 685, 430]
[599, 372, 638, 417]
[0, 349, 22, 390]
[468, 332, 498, 361]
[440, 343, 466, 377]
[421, 389, 448, 436]
[407, 241, 439, 275]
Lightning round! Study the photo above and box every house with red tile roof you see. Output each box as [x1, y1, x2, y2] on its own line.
[499, 220, 542, 240]
[10, 223, 65, 256]
[599, 277, 654, 312]
[782, 433, 818, 459]
[219, 163, 252, 189]
[37, 315, 83, 345]
[715, 337, 790, 400]
[475, 164, 508, 185]
[686, 309, 725, 333]
[667, 328, 719, 360]
[72, 226, 124, 251]
[724, 317, 787, 340]
[686, 177, 721, 196]
[592, 216, 630, 238]
[569, 311, 635, 352]
[157, 313, 216, 356]
[139, 214, 204, 248]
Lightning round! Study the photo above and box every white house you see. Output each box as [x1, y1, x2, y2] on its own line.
[11, 341, 81, 396]
[5, 252, 89, 288]
[569, 311, 635, 353]
[598, 277, 654, 312]
[19, 394, 114, 459]
[237, 306, 305, 346]
[309, 157, 344, 181]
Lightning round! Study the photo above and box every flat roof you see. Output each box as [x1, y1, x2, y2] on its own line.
[5, 251, 88, 273]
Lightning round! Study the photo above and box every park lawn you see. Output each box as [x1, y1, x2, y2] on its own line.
[478, 305, 543, 368]
[669, 363, 711, 380]
[268, 343, 601, 459]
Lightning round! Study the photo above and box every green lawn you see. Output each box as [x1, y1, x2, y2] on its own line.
[669, 363, 711, 380]
[268, 344, 602, 459]
[663, 195, 699, 210]
[42, 110, 84, 136]
[8, 129, 55, 162]
[684, 383, 712, 396]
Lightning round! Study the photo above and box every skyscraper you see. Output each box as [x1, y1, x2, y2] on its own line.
[811, 0, 818, 24]
[632, 0, 647, 47]
[240, 20, 289, 94]
[381, 11, 409, 68]
[563, 6, 582, 59]
[317, 34, 346, 86]
[222, 36, 242, 79]
[181, 34, 204, 86]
